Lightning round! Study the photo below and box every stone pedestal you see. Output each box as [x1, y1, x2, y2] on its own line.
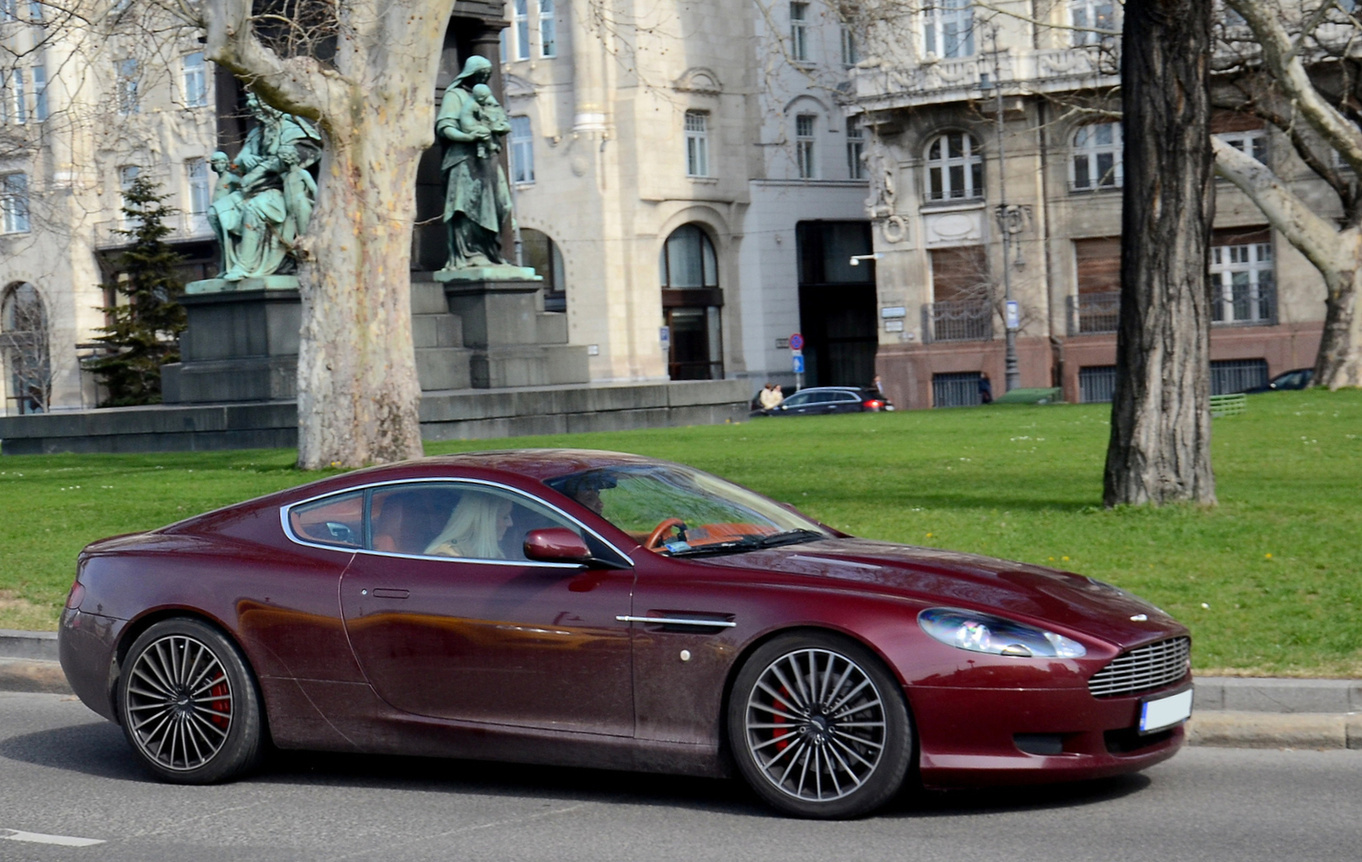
[162, 287, 301, 403]
[437, 277, 589, 388]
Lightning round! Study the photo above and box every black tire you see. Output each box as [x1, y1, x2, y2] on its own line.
[117, 618, 265, 784]
[727, 632, 913, 819]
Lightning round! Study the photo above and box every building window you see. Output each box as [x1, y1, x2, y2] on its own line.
[1, 173, 29, 234]
[117, 58, 140, 115]
[846, 116, 865, 179]
[186, 158, 210, 233]
[1079, 366, 1118, 403]
[685, 110, 709, 177]
[2, 282, 50, 415]
[928, 246, 992, 342]
[510, 115, 535, 184]
[1211, 358, 1268, 395]
[8, 69, 26, 124]
[841, 26, 859, 66]
[32, 64, 47, 121]
[1210, 231, 1275, 326]
[1216, 128, 1268, 164]
[660, 224, 723, 381]
[539, 0, 556, 57]
[521, 228, 565, 312]
[924, 131, 983, 201]
[923, 0, 974, 59]
[933, 371, 983, 407]
[183, 52, 208, 108]
[790, 2, 809, 62]
[513, 0, 530, 60]
[1071, 121, 1122, 189]
[796, 114, 816, 179]
[1069, 0, 1118, 46]
[1070, 236, 1121, 334]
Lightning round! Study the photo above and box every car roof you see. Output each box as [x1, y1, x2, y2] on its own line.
[339, 448, 663, 485]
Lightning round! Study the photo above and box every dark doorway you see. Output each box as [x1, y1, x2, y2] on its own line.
[796, 221, 876, 388]
[660, 224, 723, 380]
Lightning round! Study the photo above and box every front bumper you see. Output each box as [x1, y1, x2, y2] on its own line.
[909, 680, 1190, 788]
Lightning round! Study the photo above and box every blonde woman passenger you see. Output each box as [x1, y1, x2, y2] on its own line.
[425, 494, 515, 558]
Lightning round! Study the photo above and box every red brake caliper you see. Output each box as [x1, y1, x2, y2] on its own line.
[208, 674, 231, 728]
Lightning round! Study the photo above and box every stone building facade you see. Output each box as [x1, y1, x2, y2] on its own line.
[849, 3, 1328, 410]
[2, 1, 878, 415]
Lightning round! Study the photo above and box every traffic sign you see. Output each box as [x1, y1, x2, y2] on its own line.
[789, 332, 804, 351]
[792, 354, 805, 374]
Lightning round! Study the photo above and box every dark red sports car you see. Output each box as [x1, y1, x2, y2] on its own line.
[59, 449, 1192, 818]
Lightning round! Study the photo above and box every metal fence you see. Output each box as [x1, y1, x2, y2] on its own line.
[933, 371, 983, 408]
[1211, 358, 1268, 394]
[923, 299, 992, 343]
[1079, 365, 1118, 403]
[1067, 292, 1121, 335]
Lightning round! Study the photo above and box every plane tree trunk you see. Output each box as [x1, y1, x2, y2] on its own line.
[1104, 0, 1218, 507]
[199, 0, 457, 468]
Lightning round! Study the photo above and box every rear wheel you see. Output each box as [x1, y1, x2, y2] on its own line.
[118, 618, 265, 784]
[727, 633, 912, 819]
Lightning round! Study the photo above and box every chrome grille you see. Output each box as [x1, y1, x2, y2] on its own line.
[1088, 637, 1191, 698]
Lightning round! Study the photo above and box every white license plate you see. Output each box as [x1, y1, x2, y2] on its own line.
[1140, 688, 1193, 733]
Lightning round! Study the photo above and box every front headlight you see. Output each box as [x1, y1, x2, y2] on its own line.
[918, 608, 1087, 658]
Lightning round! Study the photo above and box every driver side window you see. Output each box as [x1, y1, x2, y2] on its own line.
[370, 482, 583, 562]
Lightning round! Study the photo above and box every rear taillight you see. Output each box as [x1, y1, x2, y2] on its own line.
[64, 581, 85, 610]
[863, 399, 884, 410]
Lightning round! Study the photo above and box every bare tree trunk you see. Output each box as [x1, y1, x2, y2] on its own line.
[1104, 0, 1217, 507]
[199, 0, 456, 468]
[296, 132, 425, 469]
[1316, 266, 1362, 389]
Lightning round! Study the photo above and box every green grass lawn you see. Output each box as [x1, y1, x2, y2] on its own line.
[2, 389, 1359, 677]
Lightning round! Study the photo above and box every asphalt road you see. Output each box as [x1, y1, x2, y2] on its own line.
[2, 691, 1359, 862]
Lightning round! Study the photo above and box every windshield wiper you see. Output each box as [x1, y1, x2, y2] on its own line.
[663, 529, 826, 558]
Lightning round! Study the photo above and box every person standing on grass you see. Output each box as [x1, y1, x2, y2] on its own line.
[979, 372, 993, 404]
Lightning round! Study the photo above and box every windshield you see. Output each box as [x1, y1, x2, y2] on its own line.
[545, 463, 831, 557]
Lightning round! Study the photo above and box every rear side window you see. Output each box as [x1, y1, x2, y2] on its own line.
[287, 491, 364, 548]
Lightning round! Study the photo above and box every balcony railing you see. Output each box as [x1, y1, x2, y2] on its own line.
[1064, 284, 1277, 335]
[923, 299, 993, 343]
[1067, 291, 1121, 335]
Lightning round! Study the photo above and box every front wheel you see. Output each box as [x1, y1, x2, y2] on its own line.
[727, 633, 913, 819]
[118, 618, 265, 784]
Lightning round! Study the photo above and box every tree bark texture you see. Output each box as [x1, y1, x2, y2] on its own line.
[1104, 0, 1217, 507]
[202, 0, 459, 468]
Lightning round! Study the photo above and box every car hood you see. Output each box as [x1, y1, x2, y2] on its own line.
[699, 537, 1183, 648]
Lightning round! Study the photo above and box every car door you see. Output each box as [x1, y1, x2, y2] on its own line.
[829, 391, 862, 413]
[339, 481, 636, 737]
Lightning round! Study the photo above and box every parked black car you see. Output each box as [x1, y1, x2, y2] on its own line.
[757, 386, 894, 416]
[1243, 368, 1313, 393]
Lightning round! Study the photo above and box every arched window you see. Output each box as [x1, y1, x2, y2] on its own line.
[659, 224, 723, 380]
[1071, 121, 1123, 190]
[1, 282, 51, 414]
[521, 228, 565, 312]
[924, 132, 983, 201]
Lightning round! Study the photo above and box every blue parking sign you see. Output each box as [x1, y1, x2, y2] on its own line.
[792, 354, 805, 374]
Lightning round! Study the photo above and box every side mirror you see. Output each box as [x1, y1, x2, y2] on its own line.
[523, 527, 594, 564]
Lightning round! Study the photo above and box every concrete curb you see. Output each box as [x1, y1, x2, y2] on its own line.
[2, 631, 1358, 750]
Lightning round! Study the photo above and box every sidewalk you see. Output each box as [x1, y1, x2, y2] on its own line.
[3, 629, 1358, 750]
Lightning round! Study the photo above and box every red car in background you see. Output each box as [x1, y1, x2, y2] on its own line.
[59, 450, 1191, 818]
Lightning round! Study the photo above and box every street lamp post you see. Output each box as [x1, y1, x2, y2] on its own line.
[986, 26, 1022, 393]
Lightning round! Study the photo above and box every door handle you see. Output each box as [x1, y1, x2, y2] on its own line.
[370, 588, 410, 599]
